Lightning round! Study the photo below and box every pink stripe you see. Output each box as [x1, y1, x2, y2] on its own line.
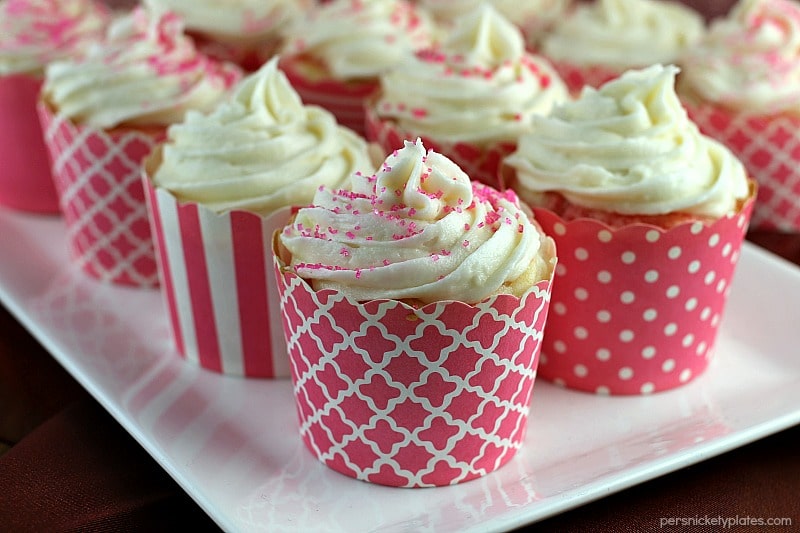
[146, 181, 184, 356]
[231, 211, 273, 377]
[178, 204, 223, 373]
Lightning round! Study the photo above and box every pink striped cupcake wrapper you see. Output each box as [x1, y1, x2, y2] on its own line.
[273, 236, 555, 487]
[37, 102, 163, 287]
[143, 170, 291, 379]
[531, 182, 756, 395]
[0, 74, 59, 214]
[684, 100, 800, 232]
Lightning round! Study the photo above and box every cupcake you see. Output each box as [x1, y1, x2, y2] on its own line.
[38, 8, 241, 287]
[502, 64, 756, 395]
[143, 56, 374, 378]
[539, 0, 705, 94]
[679, 0, 800, 232]
[141, 0, 310, 71]
[274, 138, 557, 487]
[279, 0, 436, 137]
[0, 0, 110, 214]
[367, 4, 568, 191]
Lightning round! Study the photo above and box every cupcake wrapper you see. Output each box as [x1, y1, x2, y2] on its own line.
[0, 74, 60, 214]
[273, 239, 554, 487]
[364, 105, 515, 191]
[685, 101, 800, 232]
[280, 58, 378, 137]
[37, 103, 162, 287]
[533, 183, 756, 395]
[144, 175, 291, 378]
[548, 60, 622, 95]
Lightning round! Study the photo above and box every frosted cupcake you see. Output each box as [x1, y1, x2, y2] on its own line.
[274, 137, 556, 486]
[144, 56, 373, 378]
[279, 0, 436, 136]
[0, 0, 110, 213]
[142, 0, 310, 70]
[539, 0, 705, 93]
[39, 8, 241, 287]
[367, 4, 568, 190]
[502, 64, 756, 395]
[679, 0, 800, 232]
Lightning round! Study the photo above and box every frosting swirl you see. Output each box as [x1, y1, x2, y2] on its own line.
[281, 0, 435, 79]
[42, 8, 242, 129]
[279, 138, 555, 304]
[0, 0, 110, 76]
[503, 65, 750, 218]
[541, 0, 704, 69]
[374, 4, 568, 144]
[151, 57, 374, 216]
[679, 0, 800, 114]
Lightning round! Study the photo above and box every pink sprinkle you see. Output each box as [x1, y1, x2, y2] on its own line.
[383, 259, 391, 266]
[518, 224, 524, 233]
[340, 247, 350, 257]
[346, 231, 356, 239]
[464, 223, 470, 230]
[411, 108, 428, 118]
[463, 240, 470, 247]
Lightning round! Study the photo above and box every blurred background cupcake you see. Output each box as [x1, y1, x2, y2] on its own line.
[143, 57, 374, 378]
[279, 0, 437, 137]
[274, 138, 556, 486]
[39, 8, 241, 287]
[0, 0, 110, 214]
[679, 0, 800, 232]
[502, 64, 756, 395]
[141, 0, 310, 71]
[538, 0, 705, 94]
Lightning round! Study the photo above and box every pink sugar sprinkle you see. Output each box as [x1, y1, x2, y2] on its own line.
[541, 75, 551, 89]
[340, 247, 350, 257]
[383, 259, 391, 266]
[408, 207, 417, 216]
[518, 224, 524, 233]
[355, 269, 362, 279]
[464, 223, 470, 230]
[463, 240, 470, 247]
[411, 108, 428, 118]
[328, 227, 338, 234]
[346, 231, 356, 239]
[431, 254, 439, 262]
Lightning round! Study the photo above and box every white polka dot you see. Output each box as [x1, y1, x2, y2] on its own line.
[664, 323, 678, 336]
[716, 279, 727, 293]
[554, 378, 566, 387]
[597, 270, 612, 283]
[666, 285, 680, 299]
[682, 334, 695, 348]
[540, 354, 549, 365]
[646, 230, 660, 243]
[722, 243, 732, 257]
[619, 367, 634, 380]
[620, 291, 635, 304]
[685, 297, 698, 311]
[574, 288, 589, 301]
[596, 310, 611, 323]
[574, 247, 589, 260]
[597, 230, 612, 242]
[700, 307, 711, 321]
[690, 221, 704, 234]
[696, 341, 708, 355]
[596, 348, 611, 361]
[662, 359, 676, 372]
[621, 251, 636, 264]
[708, 233, 720, 247]
[574, 364, 588, 377]
[574, 327, 588, 340]
[736, 215, 745, 228]
[731, 250, 740, 264]
[711, 314, 720, 327]
[704, 271, 716, 285]
[596, 386, 610, 395]
[553, 223, 566, 236]
[688, 260, 701, 274]
[643, 308, 658, 321]
[668, 246, 682, 259]
[556, 264, 568, 277]
[644, 270, 659, 283]
[554, 302, 567, 315]
[641, 382, 655, 394]
[642, 346, 656, 359]
[554, 340, 567, 353]
[679, 369, 692, 382]
[619, 330, 634, 342]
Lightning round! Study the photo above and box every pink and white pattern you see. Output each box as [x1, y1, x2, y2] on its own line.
[144, 177, 290, 378]
[274, 261, 554, 487]
[533, 187, 755, 395]
[547, 60, 621, 95]
[38, 103, 163, 286]
[685, 101, 800, 232]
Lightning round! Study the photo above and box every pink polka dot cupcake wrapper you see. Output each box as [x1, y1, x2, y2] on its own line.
[684, 100, 800, 232]
[532, 185, 756, 396]
[272, 239, 555, 487]
[547, 60, 622, 95]
[143, 163, 292, 378]
[0, 74, 60, 214]
[37, 102, 163, 287]
[364, 104, 516, 192]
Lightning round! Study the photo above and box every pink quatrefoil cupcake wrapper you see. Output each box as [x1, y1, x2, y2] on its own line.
[546, 59, 622, 95]
[532, 184, 756, 395]
[143, 169, 291, 379]
[37, 102, 163, 287]
[684, 100, 800, 232]
[273, 243, 555, 487]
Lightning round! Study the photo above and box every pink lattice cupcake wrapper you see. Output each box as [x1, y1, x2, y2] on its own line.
[273, 238, 555, 487]
[530, 183, 756, 395]
[0, 74, 60, 214]
[364, 105, 515, 192]
[684, 100, 800, 232]
[38, 102, 163, 287]
[143, 162, 291, 378]
[280, 56, 379, 137]
[547, 60, 622, 95]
